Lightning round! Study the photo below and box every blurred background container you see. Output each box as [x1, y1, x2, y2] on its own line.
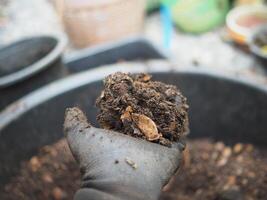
[249, 25, 267, 64]
[163, 0, 230, 33]
[226, 5, 267, 45]
[61, 0, 145, 48]
[147, 0, 160, 12]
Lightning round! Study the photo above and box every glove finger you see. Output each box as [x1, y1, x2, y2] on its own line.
[63, 107, 93, 164]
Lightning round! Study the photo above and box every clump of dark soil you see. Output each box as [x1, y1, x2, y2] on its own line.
[2, 139, 267, 200]
[95, 72, 189, 146]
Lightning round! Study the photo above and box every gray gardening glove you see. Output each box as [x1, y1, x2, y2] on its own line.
[64, 107, 185, 200]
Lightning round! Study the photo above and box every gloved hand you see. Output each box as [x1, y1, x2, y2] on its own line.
[64, 107, 185, 200]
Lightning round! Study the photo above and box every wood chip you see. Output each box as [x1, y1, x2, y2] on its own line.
[214, 142, 225, 151]
[120, 106, 133, 122]
[125, 157, 137, 169]
[52, 187, 67, 200]
[100, 91, 105, 99]
[217, 157, 228, 167]
[183, 146, 191, 168]
[141, 74, 151, 82]
[233, 143, 243, 154]
[29, 156, 41, 172]
[42, 173, 53, 183]
[222, 147, 232, 158]
[227, 175, 237, 186]
[245, 144, 254, 153]
[131, 113, 160, 141]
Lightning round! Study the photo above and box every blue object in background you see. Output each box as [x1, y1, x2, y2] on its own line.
[160, 4, 173, 50]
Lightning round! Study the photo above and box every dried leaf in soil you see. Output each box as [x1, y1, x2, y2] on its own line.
[131, 113, 161, 141]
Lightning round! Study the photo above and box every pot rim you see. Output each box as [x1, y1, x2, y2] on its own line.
[63, 36, 167, 64]
[0, 62, 266, 131]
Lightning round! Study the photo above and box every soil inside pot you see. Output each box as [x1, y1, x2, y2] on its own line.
[2, 139, 80, 200]
[2, 138, 267, 200]
[161, 139, 267, 200]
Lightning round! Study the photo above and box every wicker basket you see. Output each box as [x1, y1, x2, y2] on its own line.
[62, 0, 145, 48]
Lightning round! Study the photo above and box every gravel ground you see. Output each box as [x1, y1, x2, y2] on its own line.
[144, 14, 267, 78]
[0, 0, 63, 46]
[0, 0, 266, 81]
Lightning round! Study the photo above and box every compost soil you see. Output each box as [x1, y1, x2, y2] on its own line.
[96, 72, 189, 146]
[2, 139, 80, 200]
[2, 138, 267, 200]
[161, 139, 267, 200]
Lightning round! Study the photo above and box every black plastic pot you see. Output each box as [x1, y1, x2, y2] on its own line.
[64, 37, 166, 73]
[0, 64, 266, 191]
[1, 37, 165, 110]
[0, 35, 67, 110]
[0, 36, 67, 88]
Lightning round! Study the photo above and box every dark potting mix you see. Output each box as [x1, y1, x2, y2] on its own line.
[3, 139, 267, 200]
[95, 72, 189, 146]
[2, 73, 267, 200]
